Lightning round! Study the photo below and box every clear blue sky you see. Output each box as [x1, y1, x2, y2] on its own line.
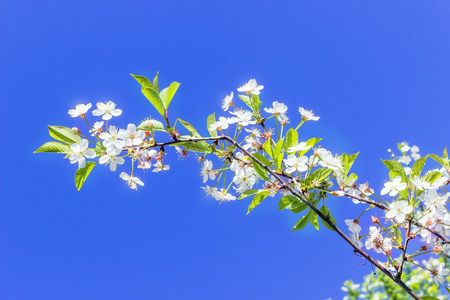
[1, 1, 450, 299]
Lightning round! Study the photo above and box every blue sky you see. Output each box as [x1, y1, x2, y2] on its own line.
[1, 1, 450, 299]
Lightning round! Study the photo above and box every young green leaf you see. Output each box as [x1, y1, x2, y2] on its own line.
[238, 189, 259, 200]
[285, 128, 298, 153]
[137, 119, 166, 132]
[411, 155, 428, 179]
[141, 87, 165, 117]
[130, 73, 153, 89]
[237, 94, 253, 111]
[298, 138, 322, 156]
[292, 209, 313, 231]
[48, 125, 82, 145]
[75, 162, 96, 191]
[309, 211, 319, 230]
[206, 113, 217, 137]
[178, 119, 201, 138]
[152, 71, 159, 93]
[251, 94, 262, 111]
[304, 168, 332, 186]
[34, 141, 72, 154]
[430, 154, 446, 167]
[247, 190, 271, 214]
[290, 201, 308, 213]
[263, 139, 273, 158]
[252, 153, 272, 168]
[163, 81, 180, 109]
[381, 159, 407, 178]
[252, 160, 270, 181]
[278, 195, 297, 211]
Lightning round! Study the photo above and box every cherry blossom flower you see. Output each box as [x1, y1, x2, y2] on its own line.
[119, 172, 144, 190]
[345, 219, 361, 234]
[264, 101, 288, 121]
[201, 160, 216, 183]
[89, 121, 104, 136]
[380, 176, 407, 196]
[410, 176, 431, 190]
[222, 92, 233, 111]
[99, 125, 125, 150]
[432, 262, 449, 285]
[119, 123, 145, 146]
[92, 101, 122, 120]
[69, 139, 96, 169]
[68, 103, 92, 118]
[385, 200, 413, 223]
[233, 166, 257, 193]
[229, 109, 255, 127]
[283, 155, 308, 174]
[288, 142, 311, 153]
[237, 79, 264, 95]
[99, 147, 124, 171]
[318, 149, 343, 173]
[298, 107, 319, 121]
[175, 146, 189, 160]
[209, 117, 233, 131]
[213, 189, 237, 203]
[153, 161, 170, 172]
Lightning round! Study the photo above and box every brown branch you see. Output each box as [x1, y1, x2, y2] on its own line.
[396, 219, 413, 280]
[219, 135, 422, 300]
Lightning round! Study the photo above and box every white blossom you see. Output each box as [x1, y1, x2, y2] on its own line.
[92, 101, 122, 120]
[380, 176, 407, 196]
[201, 160, 216, 183]
[385, 200, 413, 224]
[68, 103, 92, 118]
[237, 79, 264, 95]
[69, 139, 96, 169]
[119, 172, 144, 190]
[264, 101, 288, 121]
[432, 262, 449, 285]
[222, 92, 233, 111]
[99, 147, 124, 171]
[283, 154, 308, 174]
[298, 107, 319, 121]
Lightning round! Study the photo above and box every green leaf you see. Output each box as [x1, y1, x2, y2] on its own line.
[175, 138, 212, 153]
[75, 162, 96, 191]
[252, 159, 270, 181]
[153, 71, 159, 93]
[304, 168, 332, 186]
[278, 195, 297, 211]
[411, 155, 428, 178]
[238, 94, 253, 110]
[263, 139, 273, 158]
[247, 190, 271, 214]
[274, 138, 284, 169]
[142, 87, 165, 117]
[48, 125, 82, 145]
[163, 81, 180, 109]
[309, 211, 319, 230]
[430, 154, 446, 166]
[421, 297, 440, 300]
[290, 201, 308, 213]
[137, 119, 166, 132]
[238, 189, 259, 200]
[342, 152, 359, 175]
[422, 171, 442, 185]
[319, 206, 336, 231]
[253, 153, 271, 168]
[381, 159, 407, 178]
[393, 226, 403, 243]
[285, 128, 298, 153]
[178, 119, 201, 138]
[130, 73, 153, 88]
[206, 113, 217, 137]
[292, 209, 313, 231]
[251, 94, 262, 111]
[34, 141, 72, 154]
[444, 147, 448, 160]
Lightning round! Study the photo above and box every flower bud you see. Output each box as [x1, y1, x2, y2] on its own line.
[420, 245, 428, 251]
[433, 246, 441, 253]
[371, 216, 379, 224]
[72, 127, 81, 134]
